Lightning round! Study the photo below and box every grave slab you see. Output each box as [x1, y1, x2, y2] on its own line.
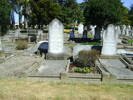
[34, 60, 68, 76]
[100, 59, 133, 80]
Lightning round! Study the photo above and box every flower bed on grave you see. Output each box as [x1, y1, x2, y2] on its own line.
[63, 50, 102, 81]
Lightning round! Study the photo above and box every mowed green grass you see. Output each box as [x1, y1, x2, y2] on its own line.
[0, 78, 133, 100]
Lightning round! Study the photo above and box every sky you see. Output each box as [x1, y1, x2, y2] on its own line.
[77, 0, 133, 9]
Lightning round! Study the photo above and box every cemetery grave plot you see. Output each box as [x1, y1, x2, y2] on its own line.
[120, 55, 133, 71]
[99, 57, 133, 81]
[0, 55, 43, 77]
[63, 50, 102, 82]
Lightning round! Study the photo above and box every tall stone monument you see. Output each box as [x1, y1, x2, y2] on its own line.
[101, 24, 117, 56]
[78, 24, 84, 34]
[48, 18, 65, 59]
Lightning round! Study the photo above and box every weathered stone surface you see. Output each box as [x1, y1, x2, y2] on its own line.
[100, 59, 133, 79]
[0, 38, 2, 51]
[73, 45, 92, 58]
[48, 18, 64, 54]
[78, 24, 84, 34]
[38, 60, 68, 76]
[102, 24, 118, 56]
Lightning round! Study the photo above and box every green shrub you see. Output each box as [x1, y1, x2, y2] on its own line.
[128, 40, 133, 43]
[74, 50, 100, 68]
[16, 40, 28, 50]
[74, 67, 92, 73]
[64, 25, 78, 30]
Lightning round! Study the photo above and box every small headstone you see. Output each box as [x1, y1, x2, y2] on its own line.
[122, 25, 126, 35]
[78, 24, 84, 34]
[126, 26, 130, 36]
[73, 45, 92, 59]
[101, 24, 118, 56]
[90, 25, 96, 36]
[82, 30, 88, 39]
[69, 29, 75, 41]
[115, 26, 122, 43]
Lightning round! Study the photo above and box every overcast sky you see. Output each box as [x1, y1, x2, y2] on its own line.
[77, 0, 133, 9]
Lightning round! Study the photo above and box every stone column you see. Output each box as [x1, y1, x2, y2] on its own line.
[48, 18, 65, 59]
[101, 24, 117, 56]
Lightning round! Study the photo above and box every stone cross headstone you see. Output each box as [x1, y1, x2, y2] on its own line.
[48, 18, 64, 54]
[78, 24, 84, 34]
[101, 24, 118, 56]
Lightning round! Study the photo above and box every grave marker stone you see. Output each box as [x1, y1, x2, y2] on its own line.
[102, 24, 118, 56]
[78, 24, 84, 34]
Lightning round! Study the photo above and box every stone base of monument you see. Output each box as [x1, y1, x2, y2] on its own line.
[100, 55, 120, 59]
[47, 53, 69, 60]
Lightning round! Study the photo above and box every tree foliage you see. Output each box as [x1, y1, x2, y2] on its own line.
[121, 7, 131, 25]
[84, 0, 126, 27]
[129, 4, 133, 26]
[0, 0, 11, 36]
[59, 0, 84, 24]
[29, 0, 61, 26]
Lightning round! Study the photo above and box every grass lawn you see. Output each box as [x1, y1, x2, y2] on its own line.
[128, 40, 133, 44]
[80, 42, 102, 46]
[0, 78, 133, 100]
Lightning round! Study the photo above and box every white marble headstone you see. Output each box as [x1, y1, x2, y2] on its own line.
[48, 18, 64, 54]
[115, 26, 122, 43]
[122, 25, 126, 35]
[101, 24, 118, 56]
[78, 24, 84, 34]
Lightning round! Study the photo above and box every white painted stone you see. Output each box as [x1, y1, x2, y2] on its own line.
[117, 49, 133, 55]
[90, 25, 96, 36]
[78, 24, 84, 34]
[122, 25, 126, 35]
[126, 26, 130, 36]
[48, 18, 64, 54]
[73, 44, 92, 58]
[115, 26, 122, 43]
[102, 24, 118, 56]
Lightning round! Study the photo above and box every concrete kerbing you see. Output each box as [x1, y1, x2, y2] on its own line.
[120, 55, 133, 70]
[65, 60, 70, 73]
[100, 55, 120, 59]
[47, 53, 69, 60]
